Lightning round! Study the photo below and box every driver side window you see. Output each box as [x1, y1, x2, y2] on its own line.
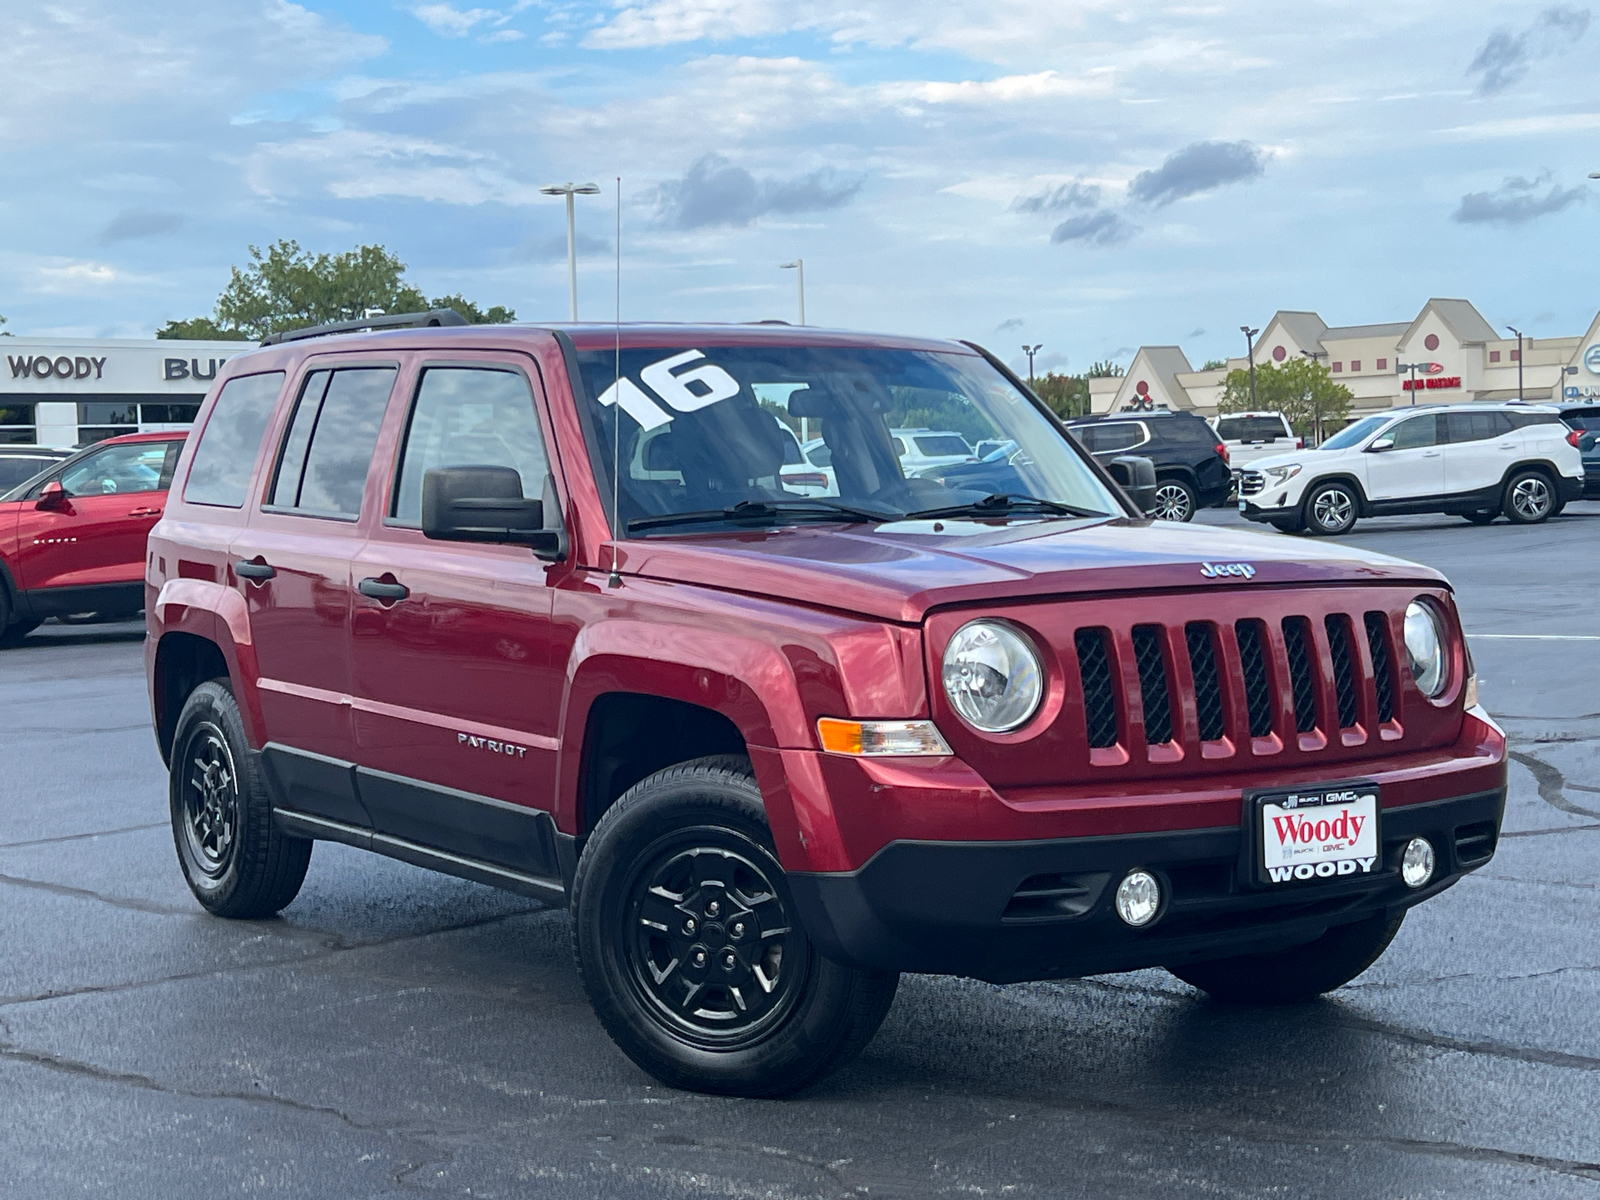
[1387, 414, 1439, 451]
[57, 442, 172, 497]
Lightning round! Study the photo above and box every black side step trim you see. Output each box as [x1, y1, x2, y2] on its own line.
[271, 809, 567, 903]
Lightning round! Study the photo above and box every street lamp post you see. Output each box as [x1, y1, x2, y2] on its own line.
[779, 260, 805, 324]
[1506, 325, 1524, 402]
[540, 182, 601, 321]
[1397, 361, 1425, 405]
[1023, 343, 1043, 386]
[1241, 326, 1260, 409]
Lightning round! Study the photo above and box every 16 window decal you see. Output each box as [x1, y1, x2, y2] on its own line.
[596, 349, 741, 431]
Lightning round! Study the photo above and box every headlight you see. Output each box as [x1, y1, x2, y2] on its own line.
[1403, 600, 1447, 698]
[1262, 464, 1302, 485]
[942, 620, 1044, 732]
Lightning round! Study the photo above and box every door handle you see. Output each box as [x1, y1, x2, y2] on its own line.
[129, 506, 163, 517]
[358, 577, 409, 602]
[235, 559, 276, 580]
[1422, 451, 1442, 457]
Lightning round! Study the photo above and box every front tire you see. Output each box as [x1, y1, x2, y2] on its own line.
[170, 680, 312, 918]
[1167, 912, 1403, 1004]
[1302, 480, 1359, 536]
[1503, 469, 1555, 524]
[1151, 477, 1197, 522]
[572, 755, 898, 1097]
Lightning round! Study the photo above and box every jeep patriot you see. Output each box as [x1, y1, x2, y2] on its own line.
[146, 314, 1506, 1096]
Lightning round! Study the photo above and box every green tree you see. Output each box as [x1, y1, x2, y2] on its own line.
[1201, 358, 1226, 370]
[161, 240, 515, 340]
[0, 314, 9, 337]
[1087, 360, 1125, 378]
[156, 316, 249, 341]
[1032, 371, 1090, 419]
[1219, 358, 1351, 443]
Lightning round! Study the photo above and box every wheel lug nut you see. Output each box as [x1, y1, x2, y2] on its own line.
[731, 921, 745, 939]
[693, 950, 707, 967]
[683, 918, 697, 935]
[722, 951, 737, 970]
[706, 900, 720, 917]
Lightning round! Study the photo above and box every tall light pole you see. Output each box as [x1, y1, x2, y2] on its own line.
[1241, 325, 1260, 409]
[1397, 361, 1426, 405]
[779, 260, 805, 324]
[1022, 343, 1043, 386]
[540, 182, 600, 320]
[1506, 325, 1524, 401]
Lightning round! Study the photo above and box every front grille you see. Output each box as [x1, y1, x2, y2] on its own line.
[1064, 597, 1417, 761]
[1075, 628, 1120, 749]
[1235, 620, 1275, 738]
[1365, 612, 1396, 723]
[1185, 622, 1226, 741]
[1326, 615, 1359, 729]
[1239, 471, 1265, 496]
[1281, 617, 1319, 734]
[1132, 625, 1173, 744]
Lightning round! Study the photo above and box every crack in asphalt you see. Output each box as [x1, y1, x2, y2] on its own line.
[0, 906, 544, 1010]
[1501, 822, 1600, 838]
[0, 822, 167, 851]
[1509, 749, 1600, 819]
[0, 870, 196, 917]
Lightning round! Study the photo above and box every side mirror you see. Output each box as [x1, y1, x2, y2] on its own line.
[421, 466, 565, 559]
[1107, 454, 1158, 515]
[35, 481, 68, 511]
[1366, 438, 1395, 453]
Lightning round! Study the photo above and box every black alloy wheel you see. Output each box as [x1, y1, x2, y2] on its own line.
[169, 680, 312, 917]
[1302, 480, 1359, 537]
[1503, 469, 1554, 524]
[572, 756, 899, 1097]
[1150, 477, 1197, 522]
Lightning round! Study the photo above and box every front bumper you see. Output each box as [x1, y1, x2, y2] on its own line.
[788, 787, 1504, 983]
[1239, 498, 1300, 523]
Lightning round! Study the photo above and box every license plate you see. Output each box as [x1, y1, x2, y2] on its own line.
[1252, 783, 1380, 885]
[1237, 499, 1247, 511]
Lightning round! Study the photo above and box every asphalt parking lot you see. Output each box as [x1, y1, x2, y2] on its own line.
[2, 506, 1598, 1199]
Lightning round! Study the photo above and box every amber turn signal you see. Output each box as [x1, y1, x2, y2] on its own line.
[817, 718, 953, 757]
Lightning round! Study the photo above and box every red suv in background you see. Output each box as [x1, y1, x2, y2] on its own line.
[145, 315, 1505, 1097]
[0, 431, 186, 644]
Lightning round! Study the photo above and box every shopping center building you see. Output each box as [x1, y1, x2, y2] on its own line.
[1, 336, 246, 448]
[1089, 298, 1600, 418]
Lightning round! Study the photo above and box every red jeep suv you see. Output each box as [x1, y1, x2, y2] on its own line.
[145, 315, 1505, 1096]
[1, 430, 186, 644]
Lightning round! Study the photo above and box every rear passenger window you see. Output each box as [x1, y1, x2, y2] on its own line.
[183, 372, 285, 508]
[1078, 423, 1144, 453]
[390, 367, 548, 526]
[268, 367, 396, 519]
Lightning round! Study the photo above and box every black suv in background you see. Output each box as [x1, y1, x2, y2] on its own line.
[1062, 410, 1230, 521]
[1552, 402, 1600, 497]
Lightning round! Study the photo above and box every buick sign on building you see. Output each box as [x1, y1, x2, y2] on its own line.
[1, 336, 246, 448]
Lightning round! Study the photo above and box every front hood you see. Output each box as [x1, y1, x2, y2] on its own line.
[1246, 448, 1329, 472]
[615, 517, 1444, 623]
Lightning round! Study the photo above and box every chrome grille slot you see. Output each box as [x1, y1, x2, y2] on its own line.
[1132, 625, 1173, 745]
[1239, 471, 1265, 496]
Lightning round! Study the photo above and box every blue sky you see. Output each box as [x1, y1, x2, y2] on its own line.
[1, 1, 1596, 374]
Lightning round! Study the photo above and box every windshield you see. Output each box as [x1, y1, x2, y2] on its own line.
[571, 344, 1122, 535]
[1319, 414, 1391, 451]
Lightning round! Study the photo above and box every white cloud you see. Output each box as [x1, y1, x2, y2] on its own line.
[410, 3, 499, 37]
[884, 69, 1115, 104]
[243, 130, 541, 205]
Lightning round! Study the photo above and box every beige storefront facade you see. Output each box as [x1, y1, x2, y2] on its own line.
[1090, 298, 1600, 418]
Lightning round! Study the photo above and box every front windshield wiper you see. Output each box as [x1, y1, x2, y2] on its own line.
[901, 493, 1108, 521]
[626, 498, 895, 534]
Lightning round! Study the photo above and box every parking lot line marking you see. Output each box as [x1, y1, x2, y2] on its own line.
[1469, 634, 1600, 641]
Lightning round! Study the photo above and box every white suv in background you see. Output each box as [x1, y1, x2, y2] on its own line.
[1239, 404, 1584, 536]
[890, 428, 977, 475]
[1212, 411, 1301, 472]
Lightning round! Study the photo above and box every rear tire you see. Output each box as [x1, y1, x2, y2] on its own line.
[572, 755, 899, 1097]
[170, 680, 312, 918]
[1503, 469, 1555, 524]
[1167, 912, 1404, 1004]
[1151, 477, 1197, 522]
[1302, 480, 1359, 537]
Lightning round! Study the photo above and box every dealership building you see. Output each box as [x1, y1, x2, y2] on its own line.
[1090, 298, 1600, 417]
[1, 336, 246, 448]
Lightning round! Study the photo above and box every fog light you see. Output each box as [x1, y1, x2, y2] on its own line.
[1114, 869, 1162, 927]
[1401, 838, 1436, 889]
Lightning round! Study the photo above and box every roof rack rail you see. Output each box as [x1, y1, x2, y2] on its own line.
[260, 308, 470, 347]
